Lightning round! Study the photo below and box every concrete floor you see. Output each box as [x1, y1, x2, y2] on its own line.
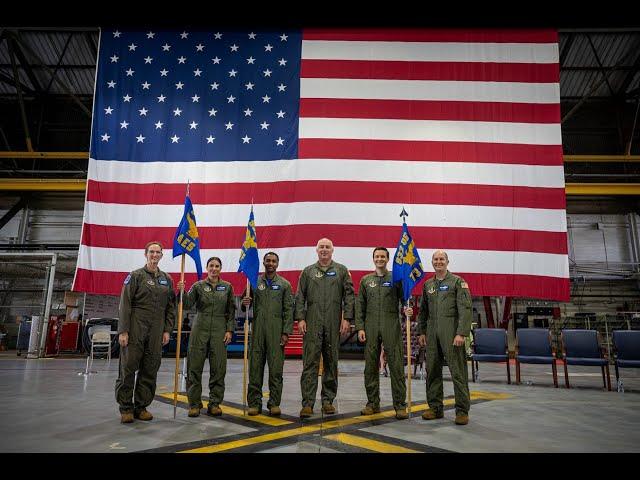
[1, 352, 639, 453]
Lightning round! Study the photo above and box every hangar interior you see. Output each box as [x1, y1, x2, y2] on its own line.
[0, 26, 639, 453]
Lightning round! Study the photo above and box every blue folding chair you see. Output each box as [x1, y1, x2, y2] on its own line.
[561, 329, 611, 391]
[515, 328, 558, 387]
[471, 328, 511, 384]
[612, 330, 640, 392]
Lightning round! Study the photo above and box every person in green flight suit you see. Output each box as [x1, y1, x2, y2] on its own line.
[356, 247, 413, 420]
[177, 256, 236, 417]
[116, 241, 176, 424]
[418, 250, 473, 425]
[241, 252, 294, 416]
[295, 238, 355, 418]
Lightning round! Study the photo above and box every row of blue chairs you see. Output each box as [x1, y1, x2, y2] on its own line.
[471, 328, 640, 391]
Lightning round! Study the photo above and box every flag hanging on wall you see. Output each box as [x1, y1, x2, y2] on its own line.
[73, 28, 569, 301]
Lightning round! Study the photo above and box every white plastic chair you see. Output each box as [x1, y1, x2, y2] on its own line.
[86, 330, 112, 372]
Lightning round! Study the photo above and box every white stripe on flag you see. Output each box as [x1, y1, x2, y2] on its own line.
[83, 201, 568, 232]
[298, 117, 562, 145]
[88, 158, 566, 188]
[300, 78, 560, 104]
[301, 40, 559, 64]
[77, 245, 570, 278]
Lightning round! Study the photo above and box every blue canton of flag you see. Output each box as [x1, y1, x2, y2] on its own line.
[173, 195, 203, 280]
[238, 208, 259, 289]
[91, 30, 301, 162]
[392, 222, 426, 302]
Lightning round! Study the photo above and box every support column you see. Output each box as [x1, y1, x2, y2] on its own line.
[628, 213, 640, 291]
[483, 296, 495, 328]
[499, 297, 512, 330]
[37, 253, 57, 357]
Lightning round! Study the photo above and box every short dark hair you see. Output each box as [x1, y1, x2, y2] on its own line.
[206, 256, 222, 267]
[372, 247, 389, 258]
[145, 241, 163, 253]
[263, 251, 279, 261]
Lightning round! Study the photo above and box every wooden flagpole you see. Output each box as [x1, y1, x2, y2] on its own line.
[242, 278, 250, 415]
[173, 254, 186, 419]
[405, 300, 412, 417]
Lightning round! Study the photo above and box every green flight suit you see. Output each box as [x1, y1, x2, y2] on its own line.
[295, 261, 355, 408]
[243, 274, 294, 410]
[115, 266, 176, 414]
[418, 271, 472, 415]
[183, 279, 236, 408]
[355, 272, 407, 411]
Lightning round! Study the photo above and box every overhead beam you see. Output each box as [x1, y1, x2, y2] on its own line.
[0, 151, 89, 159]
[0, 195, 29, 230]
[565, 183, 640, 195]
[8, 37, 33, 151]
[6, 30, 91, 118]
[562, 46, 639, 124]
[1, 179, 639, 196]
[9, 33, 43, 93]
[564, 155, 640, 162]
[0, 70, 36, 94]
[0, 179, 87, 191]
[615, 39, 640, 97]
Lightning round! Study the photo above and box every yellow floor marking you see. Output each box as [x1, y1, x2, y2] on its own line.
[158, 393, 291, 426]
[325, 433, 420, 453]
[181, 425, 324, 453]
[469, 391, 512, 400]
[177, 390, 510, 453]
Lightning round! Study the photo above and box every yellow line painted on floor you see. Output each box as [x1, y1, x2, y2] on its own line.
[469, 391, 512, 400]
[177, 390, 510, 453]
[158, 393, 292, 426]
[181, 425, 324, 453]
[325, 433, 420, 453]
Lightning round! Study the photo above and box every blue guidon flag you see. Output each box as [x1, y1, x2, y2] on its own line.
[173, 195, 203, 280]
[392, 221, 426, 302]
[238, 207, 259, 289]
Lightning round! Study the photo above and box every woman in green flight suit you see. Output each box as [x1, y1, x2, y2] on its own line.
[179, 256, 236, 417]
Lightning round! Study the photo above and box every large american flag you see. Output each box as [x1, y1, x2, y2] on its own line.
[73, 28, 569, 301]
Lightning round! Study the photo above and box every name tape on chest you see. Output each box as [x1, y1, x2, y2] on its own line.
[271, 284, 281, 290]
[325, 271, 337, 277]
[381, 281, 392, 287]
[158, 278, 168, 286]
[216, 285, 227, 291]
[438, 285, 450, 292]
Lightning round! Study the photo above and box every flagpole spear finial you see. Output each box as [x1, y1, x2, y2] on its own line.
[399, 207, 408, 223]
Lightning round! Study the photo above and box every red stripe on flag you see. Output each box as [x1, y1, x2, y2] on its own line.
[80, 224, 568, 255]
[300, 98, 560, 123]
[86, 180, 566, 209]
[302, 29, 559, 44]
[298, 139, 564, 166]
[73, 268, 569, 301]
[301, 59, 559, 83]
